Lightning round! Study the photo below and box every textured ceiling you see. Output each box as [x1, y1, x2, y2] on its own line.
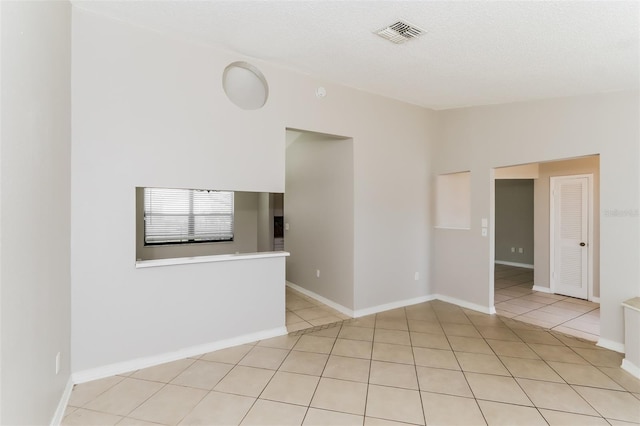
[73, 0, 640, 109]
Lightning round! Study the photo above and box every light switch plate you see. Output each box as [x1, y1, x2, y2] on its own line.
[481, 228, 488, 237]
[481, 218, 488, 227]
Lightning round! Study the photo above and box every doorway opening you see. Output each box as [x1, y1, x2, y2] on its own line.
[492, 155, 600, 341]
[283, 128, 354, 332]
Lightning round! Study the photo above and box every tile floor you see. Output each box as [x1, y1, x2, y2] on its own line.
[63, 298, 640, 425]
[285, 286, 350, 332]
[494, 264, 601, 341]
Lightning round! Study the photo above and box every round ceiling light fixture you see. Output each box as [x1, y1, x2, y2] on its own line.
[222, 61, 269, 110]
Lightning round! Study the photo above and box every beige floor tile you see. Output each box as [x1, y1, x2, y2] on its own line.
[552, 326, 599, 342]
[303, 408, 363, 426]
[128, 384, 207, 425]
[286, 298, 316, 311]
[464, 373, 533, 406]
[435, 311, 472, 325]
[408, 319, 445, 334]
[63, 406, 77, 418]
[296, 307, 333, 321]
[293, 335, 336, 354]
[448, 335, 494, 354]
[365, 385, 424, 425]
[62, 408, 122, 426]
[495, 302, 535, 315]
[485, 339, 539, 359]
[279, 350, 328, 376]
[260, 371, 320, 406]
[455, 352, 510, 376]
[421, 391, 485, 425]
[513, 329, 563, 345]
[599, 367, 640, 393]
[213, 365, 275, 397]
[477, 400, 547, 426]
[499, 356, 564, 382]
[332, 338, 373, 359]
[476, 326, 521, 342]
[410, 331, 451, 350]
[310, 378, 368, 415]
[117, 417, 165, 425]
[68, 375, 125, 407]
[178, 391, 255, 425]
[495, 308, 517, 318]
[364, 417, 415, 426]
[376, 309, 407, 321]
[306, 325, 342, 338]
[372, 342, 414, 364]
[347, 315, 376, 328]
[512, 315, 559, 329]
[374, 329, 411, 346]
[375, 318, 409, 331]
[131, 359, 195, 384]
[258, 334, 300, 350]
[550, 332, 598, 348]
[240, 399, 307, 426]
[287, 311, 305, 325]
[238, 346, 289, 370]
[406, 307, 438, 322]
[416, 366, 473, 397]
[547, 361, 625, 390]
[538, 409, 609, 426]
[323, 355, 371, 383]
[84, 378, 164, 417]
[201, 344, 254, 364]
[309, 315, 344, 326]
[287, 321, 313, 333]
[413, 347, 459, 370]
[572, 347, 624, 367]
[441, 322, 482, 338]
[528, 343, 588, 364]
[339, 325, 374, 341]
[573, 386, 640, 423]
[467, 313, 506, 327]
[369, 360, 419, 390]
[170, 360, 232, 390]
[516, 378, 599, 415]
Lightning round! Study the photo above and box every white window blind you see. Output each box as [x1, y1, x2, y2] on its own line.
[144, 188, 234, 245]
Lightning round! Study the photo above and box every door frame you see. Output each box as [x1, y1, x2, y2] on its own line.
[549, 173, 594, 301]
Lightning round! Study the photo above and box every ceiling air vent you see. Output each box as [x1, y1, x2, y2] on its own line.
[375, 20, 425, 44]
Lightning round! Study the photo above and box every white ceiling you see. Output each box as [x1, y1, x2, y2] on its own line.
[74, 0, 640, 110]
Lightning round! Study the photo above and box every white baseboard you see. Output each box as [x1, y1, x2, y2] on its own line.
[72, 326, 287, 384]
[597, 337, 625, 354]
[353, 295, 436, 318]
[495, 260, 534, 269]
[532, 285, 552, 294]
[621, 359, 640, 379]
[434, 294, 494, 315]
[50, 377, 73, 426]
[590, 296, 600, 303]
[286, 281, 354, 317]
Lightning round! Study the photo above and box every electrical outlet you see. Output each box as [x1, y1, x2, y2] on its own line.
[316, 269, 320, 278]
[414, 272, 419, 281]
[518, 248, 523, 254]
[511, 247, 515, 253]
[55, 352, 61, 375]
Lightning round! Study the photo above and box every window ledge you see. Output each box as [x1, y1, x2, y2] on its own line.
[135, 251, 290, 269]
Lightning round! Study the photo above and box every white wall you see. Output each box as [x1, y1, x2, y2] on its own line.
[433, 92, 639, 347]
[285, 131, 354, 310]
[71, 7, 433, 373]
[0, 1, 71, 423]
[533, 156, 600, 296]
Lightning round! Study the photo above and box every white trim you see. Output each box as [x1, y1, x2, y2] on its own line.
[135, 251, 290, 269]
[596, 337, 625, 354]
[286, 281, 354, 317]
[590, 296, 600, 304]
[621, 359, 640, 379]
[434, 294, 494, 315]
[353, 295, 436, 318]
[532, 285, 552, 294]
[549, 174, 593, 301]
[495, 260, 534, 269]
[72, 326, 287, 384]
[50, 377, 74, 426]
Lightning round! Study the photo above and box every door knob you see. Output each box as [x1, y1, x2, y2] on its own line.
[580, 242, 586, 247]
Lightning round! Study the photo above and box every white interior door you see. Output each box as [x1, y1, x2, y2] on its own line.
[550, 175, 590, 299]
